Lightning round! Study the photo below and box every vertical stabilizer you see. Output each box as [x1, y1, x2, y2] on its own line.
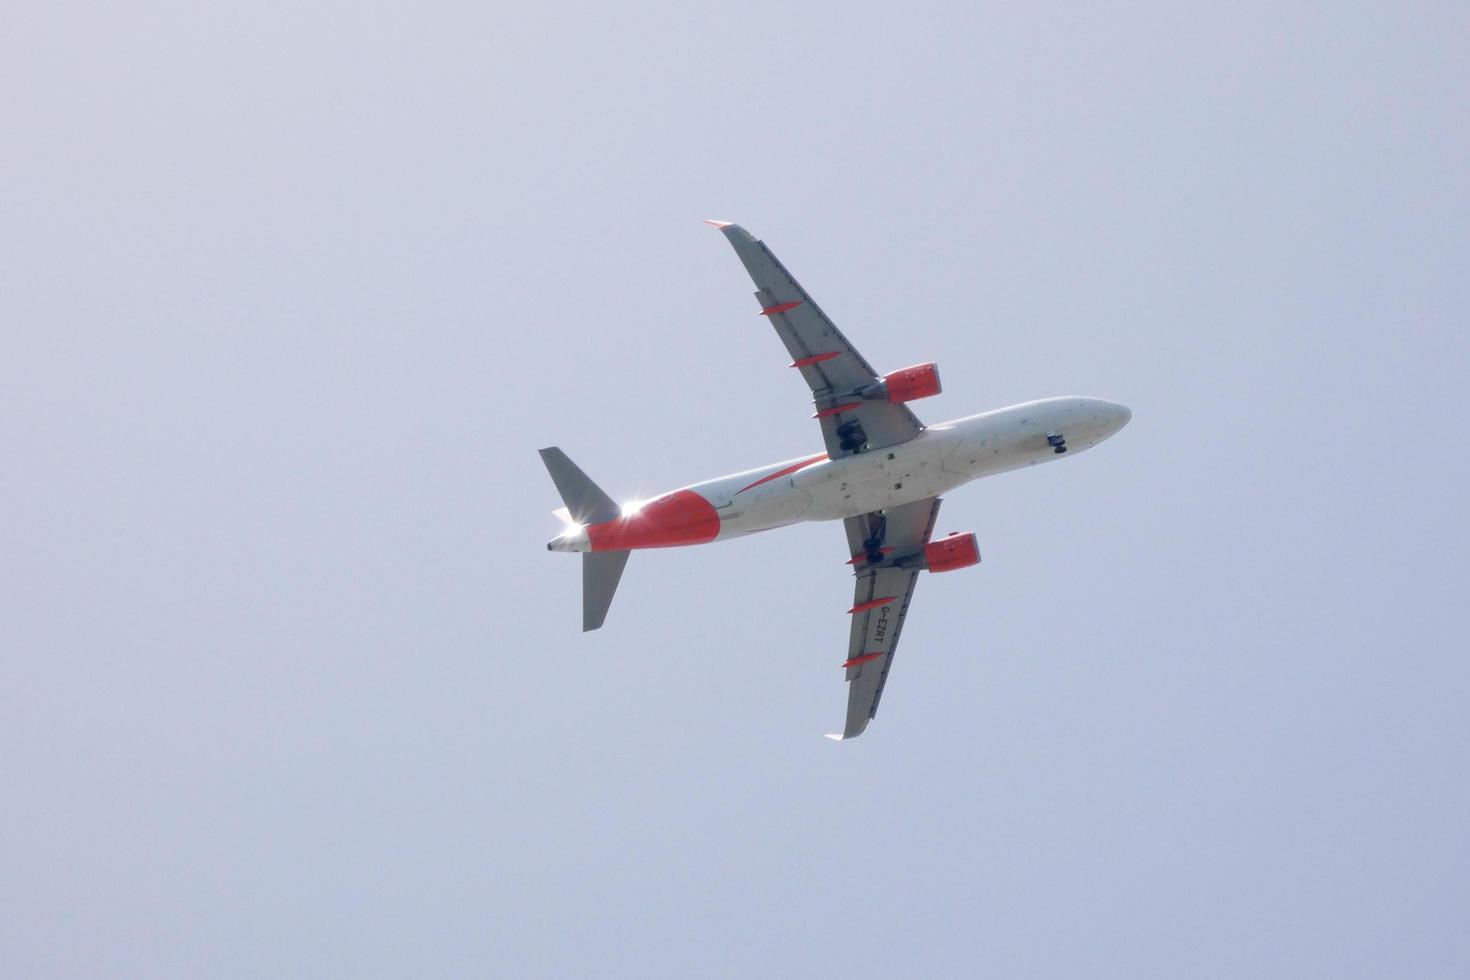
[539, 447, 629, 632]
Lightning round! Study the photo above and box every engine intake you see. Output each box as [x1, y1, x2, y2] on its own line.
[923, 532, 980, 573]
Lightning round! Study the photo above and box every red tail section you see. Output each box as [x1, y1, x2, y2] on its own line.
[587, 490, 720, 551]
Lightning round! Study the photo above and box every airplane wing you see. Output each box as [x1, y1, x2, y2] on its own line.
[708, 221, 924, 458]
[832, 496, 943, 739]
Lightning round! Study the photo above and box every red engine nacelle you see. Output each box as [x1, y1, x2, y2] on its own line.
[883, 362, 942, 403]
[923, 532, 980, 573]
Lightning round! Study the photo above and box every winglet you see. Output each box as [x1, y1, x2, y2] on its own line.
[824, 733, 846, 741]
[704, 219, 758, 245]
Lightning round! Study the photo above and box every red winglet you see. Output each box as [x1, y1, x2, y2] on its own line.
[847, 596, 898, 614]
[813, 402, 863, 419]
[844, 548, 894, 565]
[760, 301, 802, 316]
[790, 351, 840, 368]
[843, 652, 884, 668]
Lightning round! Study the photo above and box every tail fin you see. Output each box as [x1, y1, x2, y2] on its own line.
[538, 447, 629, 632]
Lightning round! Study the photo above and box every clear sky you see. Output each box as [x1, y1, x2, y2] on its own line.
[3, 2, 1468, 977]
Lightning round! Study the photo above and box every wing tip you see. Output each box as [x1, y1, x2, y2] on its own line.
[703, 219, 756, 243]
[824, 733, 846, 741]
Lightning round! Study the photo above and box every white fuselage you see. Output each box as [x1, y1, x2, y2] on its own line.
[551, 397, 1131, 552]
[712, 396, 1130, 536]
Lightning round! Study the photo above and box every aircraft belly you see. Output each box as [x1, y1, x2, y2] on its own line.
[940, 397, 1125, 480]
[800, 434, 959, 521]
[713, 482, 813, 538]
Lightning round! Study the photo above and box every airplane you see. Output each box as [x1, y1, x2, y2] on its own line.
[540, 221, 1131, 739]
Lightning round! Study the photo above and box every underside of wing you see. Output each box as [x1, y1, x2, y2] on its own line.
[709, 222, 924, 458]
[832, 497, 943, 739]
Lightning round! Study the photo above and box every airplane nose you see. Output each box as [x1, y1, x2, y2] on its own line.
[1106, 401, 1132, 432]
[1084, 399, 1132, 441]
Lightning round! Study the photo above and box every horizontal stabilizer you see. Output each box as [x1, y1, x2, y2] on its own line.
[582, 550, 629, 632]
[538, 447, 620, 525]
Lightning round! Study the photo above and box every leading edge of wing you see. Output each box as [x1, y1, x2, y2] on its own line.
[703, 219, 924, 457]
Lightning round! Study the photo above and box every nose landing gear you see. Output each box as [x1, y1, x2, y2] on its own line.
[1046, 431, 1068, 454]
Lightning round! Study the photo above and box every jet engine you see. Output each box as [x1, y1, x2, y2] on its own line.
[922, 532, 980, 573]
[859, 363, 942, 404]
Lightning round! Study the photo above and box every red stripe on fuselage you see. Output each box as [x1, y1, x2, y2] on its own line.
[734, 453, 827, 496]
[586, 489, 720, 551]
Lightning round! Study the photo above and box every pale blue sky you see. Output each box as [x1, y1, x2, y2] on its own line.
[3, 2, 1468, 976]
